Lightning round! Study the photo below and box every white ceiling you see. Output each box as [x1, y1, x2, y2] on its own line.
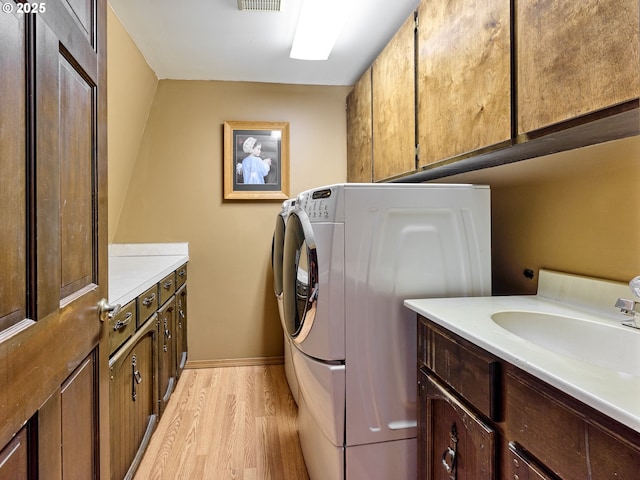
[108, 0, 421, 86]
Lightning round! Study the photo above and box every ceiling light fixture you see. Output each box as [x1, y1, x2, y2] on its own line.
[290, 0, 352, 61]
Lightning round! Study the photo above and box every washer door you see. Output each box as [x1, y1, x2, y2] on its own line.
[283, 209, 318, 341]
[271, 213, 286, 298]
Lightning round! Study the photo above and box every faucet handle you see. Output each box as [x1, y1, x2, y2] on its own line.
[630, 276, 640, 298]
[616, 298, 639, 318]
[615, 298, 635, 312]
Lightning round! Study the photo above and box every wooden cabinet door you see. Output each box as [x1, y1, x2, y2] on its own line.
[372, 13, 416, 181]
[418, 369, 495, 480]
[158, 297, 177, 414]
[176, 284, 188, 378]
[505, 443, 556, 480]
[517, 0, 640, 133]
[0, 428, 28, 480]
[417, 0, 511, 166]
[110, 316, 159, 480]
[0, 0, 108, 477]
[346, 68, 373, 182]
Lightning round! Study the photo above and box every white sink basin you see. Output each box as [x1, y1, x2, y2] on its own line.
[491, 311, 640, 377]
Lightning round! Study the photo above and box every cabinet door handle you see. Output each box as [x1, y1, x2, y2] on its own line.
[113, 312, 133, 331]
[442, 446, 456, 476]
[142, 293, 156, 306]
[131, 354, 142, 401]
[441, 423, 458, 480]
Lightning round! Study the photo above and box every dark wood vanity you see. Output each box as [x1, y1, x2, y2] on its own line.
[417, 316, 640, 479]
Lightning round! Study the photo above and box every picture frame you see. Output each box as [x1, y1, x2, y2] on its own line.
[223, 120, 290, 200]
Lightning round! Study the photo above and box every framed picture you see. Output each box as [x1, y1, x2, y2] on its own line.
[223, 120, 290, 200]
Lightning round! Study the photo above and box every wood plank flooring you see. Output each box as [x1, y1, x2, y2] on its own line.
[133, 365, 309, 480]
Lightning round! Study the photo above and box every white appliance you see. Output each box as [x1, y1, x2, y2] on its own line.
[282, 183, 491, 480]
[271, 198, 299, 403]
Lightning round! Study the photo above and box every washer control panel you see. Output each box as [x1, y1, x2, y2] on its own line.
[296, 186, 339, 221]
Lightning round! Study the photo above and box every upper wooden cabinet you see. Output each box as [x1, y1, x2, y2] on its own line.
[346, 0, 640, 181]
[372, 13, 417, 181]
[346, 68, 373, 182]
[417, 0, 511, 166]
[517, 0, 640, 134]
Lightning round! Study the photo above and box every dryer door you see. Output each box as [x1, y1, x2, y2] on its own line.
[283, 209, 318, 342]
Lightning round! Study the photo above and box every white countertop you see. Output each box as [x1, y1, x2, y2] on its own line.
[404, 270, 640, 433]
[108, 243, 189, 306]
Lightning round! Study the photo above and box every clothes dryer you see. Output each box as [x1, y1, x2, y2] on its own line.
[271, 198, 298, 403]
[282, 183, 491, 480]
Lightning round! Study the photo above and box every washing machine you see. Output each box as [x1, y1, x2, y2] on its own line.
[271, 198, 299, 403]
[282, 183, 491, 480]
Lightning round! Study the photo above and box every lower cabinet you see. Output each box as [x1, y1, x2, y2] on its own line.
[417, 316, 640, 479]
[418, 369, 495, 480]
[158, 296, 176, 415]
[176, 284, 188, 379]
[109, 262, 188, 479]
[110, 315, 159, 480]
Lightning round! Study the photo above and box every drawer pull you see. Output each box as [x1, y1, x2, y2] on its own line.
[142, 293, 156, 306]
[163, 280, 173, 290]
[178, 269, 186, 277]
[113, 312, 133, 331]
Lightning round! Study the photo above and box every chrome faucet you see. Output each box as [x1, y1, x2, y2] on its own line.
[615, 276, 640, 329]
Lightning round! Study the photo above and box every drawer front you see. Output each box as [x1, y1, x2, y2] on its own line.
[137, 284, 158, 326]
[175, 263, 187, 289]
[109, 299, 137, 355]
[420, 316, 500, 421]
[504, 367, 640, 479]
[159, 272, 175, 306]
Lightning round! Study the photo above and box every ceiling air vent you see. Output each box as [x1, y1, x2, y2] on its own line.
[237, 0, 282, 11]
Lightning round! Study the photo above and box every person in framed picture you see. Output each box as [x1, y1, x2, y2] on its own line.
[236, 136, 271, 184]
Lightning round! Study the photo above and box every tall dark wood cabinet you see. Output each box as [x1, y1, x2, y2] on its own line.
[0, 0, 109, 478]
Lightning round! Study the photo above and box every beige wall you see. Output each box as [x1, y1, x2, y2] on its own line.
[107, 5, 158, 242]
[107, 5, 640, 365]
[440, 136, 640, 294]
[112, 80, 351, 362]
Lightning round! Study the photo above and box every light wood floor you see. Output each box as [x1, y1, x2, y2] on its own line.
[134, 365, 310, 480]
